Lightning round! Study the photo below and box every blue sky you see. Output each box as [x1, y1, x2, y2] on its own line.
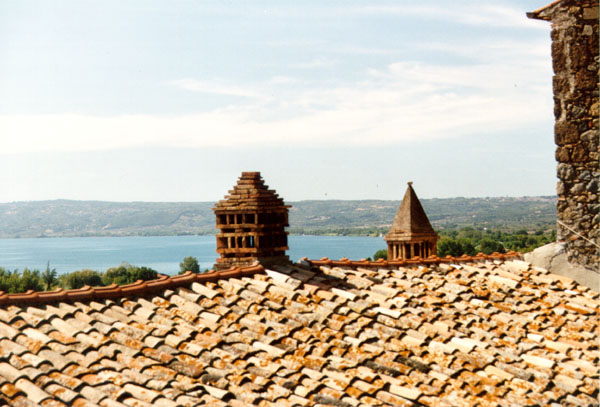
[0, 1, 556, 201]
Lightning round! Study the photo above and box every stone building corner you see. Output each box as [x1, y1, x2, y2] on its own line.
[528, 0, 599, 270]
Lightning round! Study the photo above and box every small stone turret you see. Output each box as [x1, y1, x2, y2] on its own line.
[213, 172, 290, 270]
[385, 182, 439, 260]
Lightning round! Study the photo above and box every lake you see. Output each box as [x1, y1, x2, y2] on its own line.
[0, 235, 386, 275]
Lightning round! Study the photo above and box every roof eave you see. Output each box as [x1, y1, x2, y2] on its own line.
[526, 0, 564, 20]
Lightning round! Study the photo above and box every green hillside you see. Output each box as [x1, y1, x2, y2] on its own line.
[0, 197, 556, 238]
[289, 197, 556, 236]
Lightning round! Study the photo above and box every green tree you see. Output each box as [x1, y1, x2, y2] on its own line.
[478, 238, 505, 255]
[129, 266, 158, 282]
[42, 262, 58, 291]
[0, 268, 26, 293]
[103, 263, 158, 285]
[372, 249, 388, 261]
[457, 238, 476, 256]
[457, 227, 482, 241]
[18, 268, 44, 292]
[58, 269, 103, 290]
[179, 256, 200, 274]
[102, 264, 131, 286]
[437, 237, 462, 257]
[438, 226, 555, 256]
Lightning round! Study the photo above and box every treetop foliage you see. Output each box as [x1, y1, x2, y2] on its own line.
[0, 255, 208, 293]
[102, 263, 158, 286]
[0, 268, 44, 293]
[0, 263, 159, 293]
[179, 256, 200, 274]
[371, 227, 556, 259]
[373, 249, 388, 261]
[436, 227, 555, 257]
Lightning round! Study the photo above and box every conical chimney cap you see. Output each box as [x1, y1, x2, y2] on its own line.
[386, 182, 437, 239]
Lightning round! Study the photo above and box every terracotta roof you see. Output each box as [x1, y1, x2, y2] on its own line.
[387, 183, 437, 238]
[0, 254, 598, 406]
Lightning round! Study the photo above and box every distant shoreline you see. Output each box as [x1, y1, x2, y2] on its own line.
[0, 196, 556, 240]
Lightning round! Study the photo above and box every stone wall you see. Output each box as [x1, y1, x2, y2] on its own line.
[530, 1, 599, 267]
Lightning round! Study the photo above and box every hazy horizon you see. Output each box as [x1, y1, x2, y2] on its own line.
[0, 195, 557, 205]
[1, 1, 556, 201]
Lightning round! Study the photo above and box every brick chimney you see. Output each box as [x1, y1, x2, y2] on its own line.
[213, 172, 290, 270]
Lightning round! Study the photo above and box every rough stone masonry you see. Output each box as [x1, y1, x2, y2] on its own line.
[529, 0, 599, 267]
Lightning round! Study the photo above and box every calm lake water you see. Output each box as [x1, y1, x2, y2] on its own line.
[0, 235, 386, 275]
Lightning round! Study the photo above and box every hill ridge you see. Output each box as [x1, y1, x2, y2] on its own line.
[0, 197, 556, 238]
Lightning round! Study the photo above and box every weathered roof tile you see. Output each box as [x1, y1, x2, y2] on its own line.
[0, 256, 596, 406]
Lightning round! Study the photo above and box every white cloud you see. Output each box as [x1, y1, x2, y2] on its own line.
[0, 60, 552, 154]
[194, 3, 548, 31]
[293, 58, 338, 69]
[2, 25, 553, 155]
[412, 39, 550, 64]
[353, 4, 547, 30]
[267, 76, 298, 85]
[169, 79, 263, 98]
[330, 46, 403, 56]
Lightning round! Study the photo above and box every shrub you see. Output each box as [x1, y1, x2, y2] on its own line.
[179, 256, 200, 274]
[102, 264, 131, 286]
[0, 268, 44, 293]
[437, 237, 462, 257]
[372, 249, 388, 260]
[42, 262, 58, 291]
[129, 266, 158, 282]
[103, 263, 158, 285]
[20, 268, 44, 292]
[478, 238, 505, 255]
[57, 269, 103, 290]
